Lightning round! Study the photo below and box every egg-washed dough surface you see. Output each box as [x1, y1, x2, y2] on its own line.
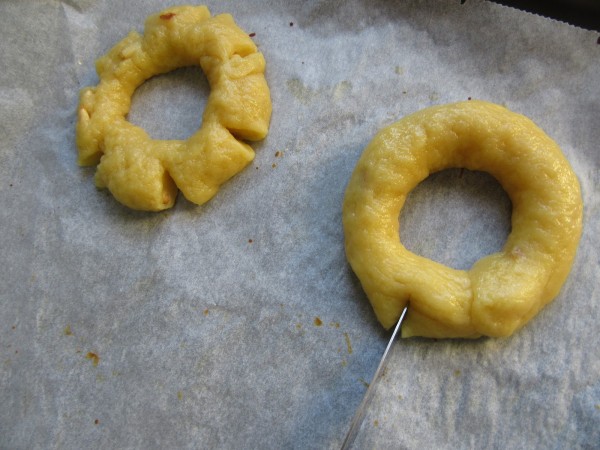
[343, 101, 583, 338]
[76, 5, 272, 211]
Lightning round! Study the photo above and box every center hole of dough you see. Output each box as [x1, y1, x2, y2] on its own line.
[128, 66, 209, 140]
[399, 169, 511, 271]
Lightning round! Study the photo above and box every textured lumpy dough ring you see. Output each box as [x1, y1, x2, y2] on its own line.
[343, 101, 583, 339]
[76, 5, 271, 211]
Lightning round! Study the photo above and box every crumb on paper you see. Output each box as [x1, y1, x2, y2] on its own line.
[86, 352, 99, 367]
[64, 325, 72, 336]
[344, 332, 353, 354]
[314, 317, 323, 326]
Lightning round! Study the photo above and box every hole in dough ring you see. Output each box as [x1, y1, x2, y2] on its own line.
[76, 5, 272, 211]
[342, 101, 583, 339]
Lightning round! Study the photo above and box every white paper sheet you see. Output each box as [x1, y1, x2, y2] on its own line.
[1, 0, 598, 448]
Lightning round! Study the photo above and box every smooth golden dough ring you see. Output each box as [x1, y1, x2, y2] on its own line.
[342, 101, 583, 339]
[76, 5, 272, 211]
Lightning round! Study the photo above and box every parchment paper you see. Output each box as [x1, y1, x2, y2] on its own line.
[1, 0, 598, 448]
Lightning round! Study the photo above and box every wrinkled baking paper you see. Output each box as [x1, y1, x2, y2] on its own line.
[0, 0, 598, 448]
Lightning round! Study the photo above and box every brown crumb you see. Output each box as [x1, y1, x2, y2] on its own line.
[314, 317, 323, 326]
[249, 32, 256, 38]
[86, 352, 99, 367]
[272, 163, 277, 168]
[203, 309, 209, 316]
[374, 420, 379, 427]
[453, 369, 461, 377]
[94, 419, 99, 425]
[248, 239, 253, 244]
[160, 12, 176, 20]
[344, 332, 353, 354]
[468, 96, 472, 100]
[64, 325, 72, 336]
[290, 22, 294, 27]
[275, 151, 282, 157]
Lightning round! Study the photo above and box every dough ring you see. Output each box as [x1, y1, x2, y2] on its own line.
[342, 101, 583, 339]
[76, 5, 272, 211]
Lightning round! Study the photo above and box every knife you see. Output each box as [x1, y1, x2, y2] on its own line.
[487, 0, 600, 32]
[340, 305, 409, 450]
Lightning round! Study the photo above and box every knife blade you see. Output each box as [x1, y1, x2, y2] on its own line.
[487, 0, 600, 32]
[341, 305, 409, 450]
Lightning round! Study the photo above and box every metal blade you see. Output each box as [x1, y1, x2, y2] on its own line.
[487, 0, 600, 32]
[341, 305, 409, 450]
